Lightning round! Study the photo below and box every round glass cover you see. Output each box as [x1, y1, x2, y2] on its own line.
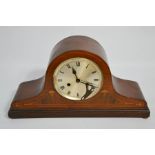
[53, 57, 103, 100]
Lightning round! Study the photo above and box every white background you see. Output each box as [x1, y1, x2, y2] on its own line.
[0, 26, 155, 129]
[0, 0, 155, 155]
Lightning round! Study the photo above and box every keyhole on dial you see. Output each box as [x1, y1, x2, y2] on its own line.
[67, 83, 71, 86]
[76, 79, 80, 83]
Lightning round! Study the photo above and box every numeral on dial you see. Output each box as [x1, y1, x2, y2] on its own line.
[58, 79, 62, 82]
[94, 79, 99, 81]
[60, 71, 64, 74]
[92, 71, 97, 74]
[86, 64, 89, 69]
[66, 64, 71, 68]
[60, 86, 65, 90]
[67, 91, 71, 95]
[76, 61, 80, 66]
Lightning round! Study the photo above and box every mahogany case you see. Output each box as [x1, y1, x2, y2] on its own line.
[8, 36, 150, 118]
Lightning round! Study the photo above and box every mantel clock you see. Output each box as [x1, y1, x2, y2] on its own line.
[8, 36, 150, 118]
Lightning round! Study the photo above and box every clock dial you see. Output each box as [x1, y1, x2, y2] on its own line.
[53, 57, 103, 100]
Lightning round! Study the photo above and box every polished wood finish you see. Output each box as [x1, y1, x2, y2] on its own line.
[8, 36, 150, 118]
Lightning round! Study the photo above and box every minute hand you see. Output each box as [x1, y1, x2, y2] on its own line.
[80, 80, 98, 88]
[81, 81, 97, 100]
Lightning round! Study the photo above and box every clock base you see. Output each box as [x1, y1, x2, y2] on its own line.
[9, 108, 149, 118]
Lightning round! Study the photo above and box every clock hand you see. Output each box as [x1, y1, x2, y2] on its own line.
[72, 67, 80, 82]
[72, 67, 98, 100]
[81, 83, 96, 100]
[72, 67, 76, 74]
[80, 80, 98, 88]
[72, 67, 98, 88]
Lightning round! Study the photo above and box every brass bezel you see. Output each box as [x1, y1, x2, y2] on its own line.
[53, 57, 103, 100]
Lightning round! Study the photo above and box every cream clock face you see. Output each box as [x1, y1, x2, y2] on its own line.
[53, 57, 103, 100]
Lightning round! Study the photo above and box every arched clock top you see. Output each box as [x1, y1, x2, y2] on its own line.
[49, 36, 108, 64]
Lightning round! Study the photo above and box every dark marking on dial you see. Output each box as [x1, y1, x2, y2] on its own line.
[58, 79, 62, 82]
[81, 83, 96, 100]
[67, 83, 71, 86]
[86, 64, 89, 69]
[76, 61, 80, 67]
[60, 71, 64, 74]
[92, 71, 97, 74]
[77, 93, 79, 97]
[67, 91, 71, 95]
[66, 64, 71, 68]
[94, 79, 99, 81]
[60, 86, 65, 90]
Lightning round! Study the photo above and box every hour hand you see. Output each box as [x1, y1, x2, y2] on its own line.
[72, 67, 76, 75]
[72, 67, 78, 80]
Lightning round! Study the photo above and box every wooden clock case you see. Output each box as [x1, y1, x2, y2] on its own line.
[8, 36, 150, 118]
